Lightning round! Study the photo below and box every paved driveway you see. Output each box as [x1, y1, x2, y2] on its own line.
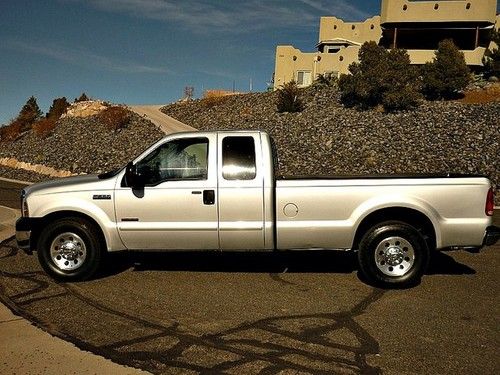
[0, 180, 498, 374]
[129, 105, 196, 135]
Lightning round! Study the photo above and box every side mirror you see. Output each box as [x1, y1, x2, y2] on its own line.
[125, 162, 144, 189]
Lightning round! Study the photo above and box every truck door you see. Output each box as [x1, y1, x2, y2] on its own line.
[114, 133, 219, 250]
[217, 132, 265, 250]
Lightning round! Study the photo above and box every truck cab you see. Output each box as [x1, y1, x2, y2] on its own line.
[15, 130, 499, 287]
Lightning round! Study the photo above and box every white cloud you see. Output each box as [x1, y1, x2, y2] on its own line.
[74, 0, 369, 33]
[298, 0, 370, 20]
[2, 39, 171, 74]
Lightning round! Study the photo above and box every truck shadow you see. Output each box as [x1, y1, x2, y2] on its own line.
[100, 249, 475, 279]
[426, 251, 476, 275]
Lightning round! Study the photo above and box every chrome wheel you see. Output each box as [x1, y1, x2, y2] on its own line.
[49, 232, 87, 271]
[374, 236, 415, 277]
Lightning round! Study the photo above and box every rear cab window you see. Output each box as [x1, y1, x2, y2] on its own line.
[222, 136, 256, 180]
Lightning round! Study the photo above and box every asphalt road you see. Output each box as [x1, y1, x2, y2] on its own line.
[0, 180, 499, 374]
[0, 179, 25, 209]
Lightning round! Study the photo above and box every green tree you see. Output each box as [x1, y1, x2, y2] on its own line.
[483, 28, 500, 78]
[47, 97, 70, 119]
[75, 92, 90, 102]
[421, 39, 470, 100]
[17, 96, 43, 131]
[339, 42, 421, 111]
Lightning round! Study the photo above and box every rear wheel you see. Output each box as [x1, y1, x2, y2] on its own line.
[37, 217, 103, 281]
[358, 221, 429, 287]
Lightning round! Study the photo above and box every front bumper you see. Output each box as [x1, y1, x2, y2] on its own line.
[15, 217, 34, 253]
[483, 226, 500, 247]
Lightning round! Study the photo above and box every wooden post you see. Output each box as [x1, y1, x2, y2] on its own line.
[474, 26, 479, 49]
[393, 27, 398, 49]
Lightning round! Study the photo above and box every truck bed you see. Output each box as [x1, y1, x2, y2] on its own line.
[275, 175, 491, 251]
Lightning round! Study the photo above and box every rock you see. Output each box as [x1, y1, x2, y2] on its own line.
[161, 86, 500, 204]
[61, 100, 108, 118]
[0, 109, 164, 176]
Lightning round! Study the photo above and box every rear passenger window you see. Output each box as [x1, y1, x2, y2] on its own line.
[222, 136, 256, 180]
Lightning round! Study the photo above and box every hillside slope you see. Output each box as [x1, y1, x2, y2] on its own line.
[162, 87, 499, 203]
[0, 108, 164, 175]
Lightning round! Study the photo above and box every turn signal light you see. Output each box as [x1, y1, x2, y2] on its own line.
[486, 187, 494, 216]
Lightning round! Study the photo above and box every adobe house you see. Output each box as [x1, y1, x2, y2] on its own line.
[274, 0, 500, 88]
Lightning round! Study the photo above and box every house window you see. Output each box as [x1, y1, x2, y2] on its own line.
[297, 71, 312, 86]
[326, 46, 341, 54]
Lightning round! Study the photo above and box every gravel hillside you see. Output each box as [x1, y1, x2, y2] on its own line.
[0, 89, 498, 204]
[162, 86, 500, 203]
[0, 110, 164, 174]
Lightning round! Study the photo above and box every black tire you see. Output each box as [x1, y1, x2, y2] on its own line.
[358, 221, 429, 288]
[37, 217, 103, 281]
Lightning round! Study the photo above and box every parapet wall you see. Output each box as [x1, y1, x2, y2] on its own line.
[381, 0, 498, 24]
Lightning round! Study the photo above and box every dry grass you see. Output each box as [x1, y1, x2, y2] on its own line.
[202, 90, 238, 108]
[97, 106, 131, 131]
[0, 120, 22, 142]
[459, 83, 500, 104]
[33, 118, 57, 138]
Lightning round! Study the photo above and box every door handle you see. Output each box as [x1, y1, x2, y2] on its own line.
[203, 190, 215, 205]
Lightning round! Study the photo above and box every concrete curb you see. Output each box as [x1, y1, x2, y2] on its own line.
[0, 206, 20, 241]
[0, 205, 150, 374]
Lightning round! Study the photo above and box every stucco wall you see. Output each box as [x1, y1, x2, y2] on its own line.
[274, 1, 499, 88]
[318, 16, 382, 44]
[381, 0, 497, 24]
[274, 45, 361, 88]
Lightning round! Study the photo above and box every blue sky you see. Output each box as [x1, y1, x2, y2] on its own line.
[1, 1, 384, 124]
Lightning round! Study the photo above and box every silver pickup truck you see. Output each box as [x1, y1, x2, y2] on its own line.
[16, 130, 499, 287]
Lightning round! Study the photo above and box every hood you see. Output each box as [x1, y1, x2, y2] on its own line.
[24, 174, 117, 196]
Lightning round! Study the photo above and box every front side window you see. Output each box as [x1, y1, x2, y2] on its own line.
[222, 136, 256, 180]
[136, 138, 208, 185]
[297, 70, 312, 86]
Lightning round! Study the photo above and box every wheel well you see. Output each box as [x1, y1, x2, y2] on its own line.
[31, 211, 107, 251]
[352, 207, 436, 251]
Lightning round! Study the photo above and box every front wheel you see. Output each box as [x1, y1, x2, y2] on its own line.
[358, 221, 429, 288]
[37, 217, 103, 281]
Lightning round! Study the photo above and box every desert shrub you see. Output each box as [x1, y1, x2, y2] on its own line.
[0, 120, 22, 142]
[421, 39, 471, 100]
[33, 118, 57, 138]
[339, 42, 421, 111]
[314, 73, 338, 88]
[202, 90, 231, 108]
[75, 93, 90, 102]
[276, 81, 304, 113]
[483, 29, 500, 79]
[47, 97, 70, 120]
[97, 106, 131, 131]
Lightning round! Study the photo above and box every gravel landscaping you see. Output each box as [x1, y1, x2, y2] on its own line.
[162, 86, 499, 203]
[0, 89, 498, 204]
[0, 165, 52, 184]
[0, 110, 164, 175]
